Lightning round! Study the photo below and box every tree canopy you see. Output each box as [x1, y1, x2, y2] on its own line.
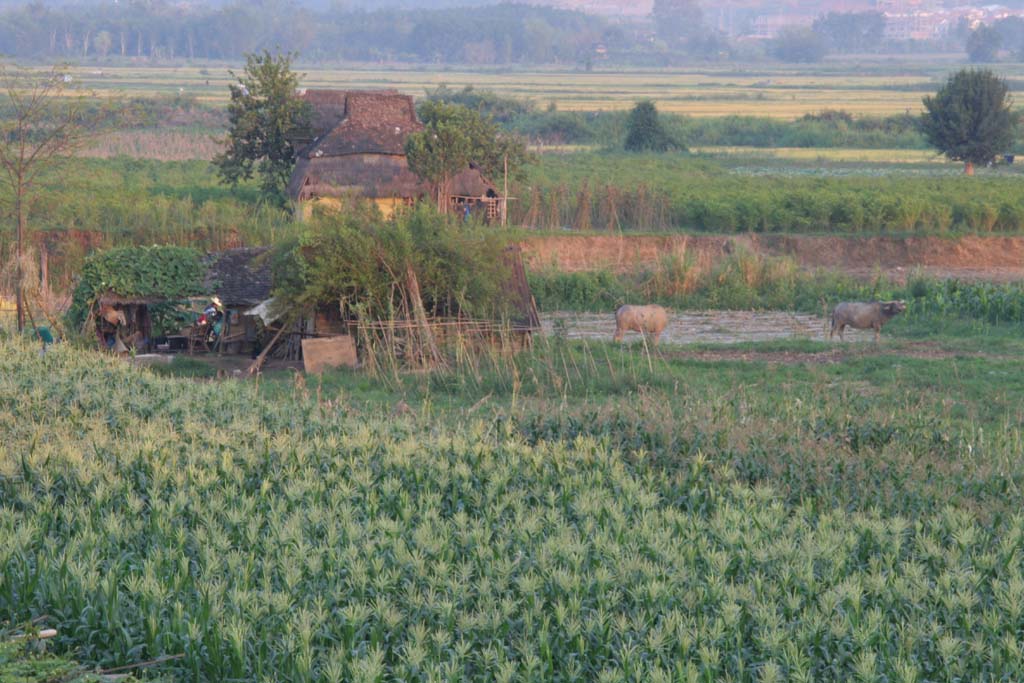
[212, 51, 311, 206]
[966, 25, 1001, 63]
[771, 27, 828, 63]
[920, 69, 1018, 174]
[812, 12, 885, 53]
[623, 100, 681, 153]
[405, 101, 528, 212]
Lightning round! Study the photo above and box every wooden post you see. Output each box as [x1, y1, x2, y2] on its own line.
[246, 323, 289, 375]
[406, 264, 442, 368]
[502, 153, 508, 227]
[39, 245, 49, 297]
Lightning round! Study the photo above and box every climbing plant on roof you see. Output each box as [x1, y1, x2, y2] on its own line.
[66, 245, 206, 329]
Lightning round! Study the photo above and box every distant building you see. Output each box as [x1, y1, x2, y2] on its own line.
[287, 90, 500, 220]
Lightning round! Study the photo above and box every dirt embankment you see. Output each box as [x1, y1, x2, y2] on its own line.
[521, 234, 1024, 282]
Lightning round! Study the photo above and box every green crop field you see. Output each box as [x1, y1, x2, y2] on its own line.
[64, 60, 1024, 119]
[5, 314, 1024, 681]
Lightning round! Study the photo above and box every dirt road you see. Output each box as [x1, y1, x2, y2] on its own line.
[542, 310, 877, 345]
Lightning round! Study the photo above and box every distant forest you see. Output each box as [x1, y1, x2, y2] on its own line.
[0, 1, 625, 64]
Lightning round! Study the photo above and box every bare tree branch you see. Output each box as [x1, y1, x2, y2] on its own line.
[0, 63, 99, 331]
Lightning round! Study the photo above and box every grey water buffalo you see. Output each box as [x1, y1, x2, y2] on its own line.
[829, 301, 906, 341]
[614, 304, 669, 345]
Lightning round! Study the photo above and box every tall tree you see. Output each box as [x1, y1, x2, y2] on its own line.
[966, 25, 1001, 63]
[0, 64, 96, 331]
[920, 69, 1018, 175]
[213, 50, 310, 206]
[771, 26, 828, 63]
[624, 100, 681, 153]
[812, 12, 885, 53]
[405, 101, 527, 214]
[651, 0, 703, 48]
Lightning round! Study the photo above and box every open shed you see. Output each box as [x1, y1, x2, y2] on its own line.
[203, 247, 274, 354]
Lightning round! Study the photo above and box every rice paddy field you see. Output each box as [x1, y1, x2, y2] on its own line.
[5, 314, 1024, 681]
[66, 59, 1024, 118]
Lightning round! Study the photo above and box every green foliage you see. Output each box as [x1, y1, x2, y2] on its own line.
[0, 636, 119, 683]
[921, 69, 1018, 168]
[212, 50, 311, 206]
[652, 0, 705, 47]
[66, 246, 205, 329]
[0, 158, 296, 290]
[423, 84, 534, 124]
[273, 205, 513, 321]
[530, 253, 1024, 324]
[519, 152, 1024, 233]
[623, 100, 682, 153]
[771, 26, 829, 63]
[5, 338, 1024, 681]
[967, 24, 1001, 63]
[812, 11, 885, 52]
[407, 101, 528, 208]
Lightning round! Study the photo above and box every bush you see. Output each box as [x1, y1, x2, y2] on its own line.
[66, 245, 205, 330]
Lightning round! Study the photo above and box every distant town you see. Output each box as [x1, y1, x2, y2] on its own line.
[556, 0, 1024, 41]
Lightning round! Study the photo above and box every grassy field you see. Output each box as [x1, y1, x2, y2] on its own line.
[5, 316, 1024, 681]
[64, 60, 1024, 118]
[694, 146, 948, 163]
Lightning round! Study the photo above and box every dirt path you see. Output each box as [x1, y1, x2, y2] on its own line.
[543, 310, 878, 345]
[523, 235, 1024, 282]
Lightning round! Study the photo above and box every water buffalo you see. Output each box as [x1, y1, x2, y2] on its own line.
[614, 304, 668, 345]
[829, 300, 906, 342]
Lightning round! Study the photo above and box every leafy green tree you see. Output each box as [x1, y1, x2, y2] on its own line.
[771, 27, 828, 63]
[651, 0, 703, 47]
[920, 69, 1018, 175]
[994, 16, 1024, 59]
[624, 100, 681, 153]
[966, 25, 1001, 63]
[213, 50, 310, 206]
[812, 12, 885, 53]
[405, 101, 528, 213]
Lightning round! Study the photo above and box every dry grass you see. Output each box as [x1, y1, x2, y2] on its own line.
[81, 129, 224, 161]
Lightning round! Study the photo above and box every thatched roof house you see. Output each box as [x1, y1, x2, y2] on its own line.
[288, 90, 500, 219]
[204, 247, 273, 308]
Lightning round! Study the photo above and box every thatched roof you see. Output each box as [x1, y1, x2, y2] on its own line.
[98, 293, 166, 307]
[290, 154, 423, 201]
[296, 90, 422, 157]
[288, 89, 498, 203]
[204, 247, 273, 307]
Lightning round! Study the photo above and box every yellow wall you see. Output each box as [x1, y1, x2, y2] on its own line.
[299, 197, 405, 221]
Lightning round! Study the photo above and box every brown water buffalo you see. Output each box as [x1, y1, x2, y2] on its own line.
[829, 300, 906, 342]
[614, 304, 669, 345]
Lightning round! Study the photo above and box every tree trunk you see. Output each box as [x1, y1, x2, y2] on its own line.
[15, 188, 24, 332]
[964, 161, 975, 176]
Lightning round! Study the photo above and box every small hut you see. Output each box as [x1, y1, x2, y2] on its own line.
[203, 247, 274, 354]
[94, 293, 161, 352]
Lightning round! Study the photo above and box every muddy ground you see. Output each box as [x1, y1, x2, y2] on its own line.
[542, 310, 877, 345]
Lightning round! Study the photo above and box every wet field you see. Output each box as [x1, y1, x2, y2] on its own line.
[542, 310, 877, 345]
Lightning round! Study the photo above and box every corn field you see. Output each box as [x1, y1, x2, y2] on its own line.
[4, 338, 1024, 682]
